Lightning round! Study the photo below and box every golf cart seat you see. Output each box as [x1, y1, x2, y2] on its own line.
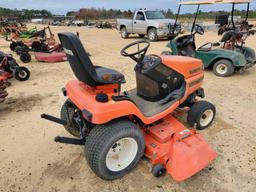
[176, 35, 196, 57]
[220, 30, 234, 42]
[58, 32, 125, 87]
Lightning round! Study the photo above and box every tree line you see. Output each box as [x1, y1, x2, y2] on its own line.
[0, 7, 52, 20]
[0, 6, 256, 21]
[68, 8, 256, 19]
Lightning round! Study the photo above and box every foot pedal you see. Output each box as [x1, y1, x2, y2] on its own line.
[54, 136, 85, 145]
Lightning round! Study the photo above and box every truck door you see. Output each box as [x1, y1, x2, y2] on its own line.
[133, 11, 147, 34]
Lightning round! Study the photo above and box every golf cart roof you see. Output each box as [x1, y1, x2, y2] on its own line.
[214, 0, 250, 4]
[179, 0, 218, 5]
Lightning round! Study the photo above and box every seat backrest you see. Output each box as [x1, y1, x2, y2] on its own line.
[58, 32, 99, 86]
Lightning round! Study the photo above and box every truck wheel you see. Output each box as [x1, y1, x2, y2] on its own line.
[20, 52, 31, 63]
[213, 59, 234, 77]
[187, 101, 216, 130]
[147, 28, 158, 41]
[14, 66, 30, 81]
[85, 119, 145, 180]
[60, 99, 81, 137]
[120, 27, 129, 39]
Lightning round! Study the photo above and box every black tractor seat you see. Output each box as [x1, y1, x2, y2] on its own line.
[58, 32, 125, 86]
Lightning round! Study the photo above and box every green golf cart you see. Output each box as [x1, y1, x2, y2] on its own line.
[163, 0, 255, 77]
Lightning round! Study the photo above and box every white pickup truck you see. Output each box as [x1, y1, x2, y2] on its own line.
[117, 10, 178, 41]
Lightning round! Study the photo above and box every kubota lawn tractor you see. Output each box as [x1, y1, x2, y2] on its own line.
[42, 32, 217, 181]
[0, 51, 30, 81]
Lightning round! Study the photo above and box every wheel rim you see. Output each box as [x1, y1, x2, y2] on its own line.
[121, 29, 126, 37]
[148, 31, 155, 40]
[106, 137, 138, 172]
[18, 70, 27, 78]
[200, 109, 214, 127]
[216, 64, 228, 75]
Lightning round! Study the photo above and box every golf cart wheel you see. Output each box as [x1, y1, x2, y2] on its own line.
[147, 28, 158, 41]
[60, 99, 81, 137]
[152, 164, 166, 178]
[85, 119, 145, 180]
[120, 27, 129, 39]
[14, 66, 30, 81]
[187, 101, 216, 130]
[20, 52, 31, 63]
[213, 59, 234, 77]
[161, 51, 172, 56]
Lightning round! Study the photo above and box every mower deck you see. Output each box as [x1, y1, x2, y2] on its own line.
[144, 115, 217, 181]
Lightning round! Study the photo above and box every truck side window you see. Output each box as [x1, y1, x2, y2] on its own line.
[136, 12, 145, 21]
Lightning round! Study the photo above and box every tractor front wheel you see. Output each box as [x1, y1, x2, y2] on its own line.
[213, 59, 234, 77]
[14, 66, 30, 81]
[85, 119, 145, 180]
[187, 101, 216, 130]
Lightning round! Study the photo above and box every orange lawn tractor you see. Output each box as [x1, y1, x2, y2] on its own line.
[42, 32, 217, 181]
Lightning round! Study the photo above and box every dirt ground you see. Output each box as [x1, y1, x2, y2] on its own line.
[0, 24, 256, 192]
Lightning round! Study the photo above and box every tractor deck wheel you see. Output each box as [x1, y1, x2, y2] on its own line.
[213, 59, 234, 77]
[14, 66, 30, 81]
[152, 164, 166, 177]
[60, 99, 81, 137]
[20, 52, 31, 63]
[187, 101, 216, 130]
[85, 118, 145, 180]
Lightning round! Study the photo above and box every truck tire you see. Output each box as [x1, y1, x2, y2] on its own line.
[85, 118, 145, 180]
[187, 101, 216, 130]
[120, 27, 129, 39]
[213, 59, 234, 77]
[147, 28, 158, 41]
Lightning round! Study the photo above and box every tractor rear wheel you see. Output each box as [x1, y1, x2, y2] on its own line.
[20, 52, 31, 63]
[85, 119, 145, 180]
[213, 59, 234, 77]
[187, 101, 216, 130]
[60, 99, 81, 137]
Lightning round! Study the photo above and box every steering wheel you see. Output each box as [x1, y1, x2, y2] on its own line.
[194, 24, 204, 35]
[121, 40, 150, 63]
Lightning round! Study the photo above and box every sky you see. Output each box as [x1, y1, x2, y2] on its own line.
[0, 0, 255, 15]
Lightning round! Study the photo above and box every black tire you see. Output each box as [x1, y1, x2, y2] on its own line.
[120, 27, 129, 39]
[161, 51, 172, 55]
[187, 101, 216, 130]
[213, 59, 234, 77]
[138, 34, 145, 38]
[31, 41, 42, 51]
[152, 164, 166, 177]
[20, 52, 31, 63]
[147, 28, 158, 41]
[10, 42, 17, 52]
[85, 119, 145, 180]
[14, 66, 30, 81]
[60, 99, 81, 137]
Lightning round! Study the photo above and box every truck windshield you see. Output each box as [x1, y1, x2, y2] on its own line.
[145, 11, 166, 20]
